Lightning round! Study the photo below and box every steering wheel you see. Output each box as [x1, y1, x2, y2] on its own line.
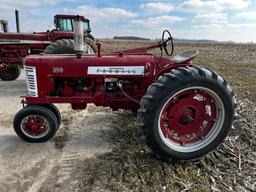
[161, 30, 174, 56]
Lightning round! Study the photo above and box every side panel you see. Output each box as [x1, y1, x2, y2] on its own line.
[24, 54, 153, 78]
[23, 54, 156, 110]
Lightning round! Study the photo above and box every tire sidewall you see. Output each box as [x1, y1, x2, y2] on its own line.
[14, 106, 58, 142]
[43, 39, 95, 54]
[38, 104, 61, 128]
[85, 37, 96, 52]
[150, 75, 234, 160]
[0, 65, 20, 81]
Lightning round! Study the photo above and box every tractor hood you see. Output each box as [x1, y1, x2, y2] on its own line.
[0, 31, 75, 44]
[0, 32, 49, 41]
[24, 54, 156, 78]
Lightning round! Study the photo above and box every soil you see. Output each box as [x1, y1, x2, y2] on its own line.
[0, 73, 116, 192]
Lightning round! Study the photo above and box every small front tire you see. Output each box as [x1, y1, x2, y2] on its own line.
[39, 104, 61, 128]
[13, 105, 58, 142]
[0, 64, 21, 81]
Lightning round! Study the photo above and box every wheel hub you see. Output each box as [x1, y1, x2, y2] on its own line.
[22, 116, 48, 136]
[179, 113, 194, 126]
[2, 65, 14, 76]
[168, 98, 205, 135]
[160, 89, 217, 145]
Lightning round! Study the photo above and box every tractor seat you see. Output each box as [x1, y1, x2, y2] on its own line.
[171, 50, 199, 64]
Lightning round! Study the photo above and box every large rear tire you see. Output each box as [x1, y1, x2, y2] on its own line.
[43, 38, 95, 54]
[137, 66, 236, 161]
[84, 36, 96, 53]
[0, 64, 21, 81]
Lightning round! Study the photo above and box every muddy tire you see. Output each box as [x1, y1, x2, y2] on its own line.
[137, 66, 236, 161]
[0, 64, 21, 81]
[13, 105, 58, 142]
[43, 38, 95, 54]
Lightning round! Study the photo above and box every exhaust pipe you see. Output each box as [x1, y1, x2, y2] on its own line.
[15, 9, 20, 33]
[74, 15, 83, 58]
[0, 20, 8, 32]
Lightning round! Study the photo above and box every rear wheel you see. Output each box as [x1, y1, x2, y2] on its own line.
[13, 105, 58, 142]
[43, 38, 95, 54]
[85, 36, 96, 53]
[0, 64, 21, 81]
[137, 66, 236, 161]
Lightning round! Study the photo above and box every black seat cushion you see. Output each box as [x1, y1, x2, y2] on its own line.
[172, 50, 199, 64]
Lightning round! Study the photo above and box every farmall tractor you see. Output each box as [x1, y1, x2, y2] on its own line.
[13, 17, 236, 161]
[0, 12, 95, 81]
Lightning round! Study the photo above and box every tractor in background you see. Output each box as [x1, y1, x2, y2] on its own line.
[0, 10, 95, 81]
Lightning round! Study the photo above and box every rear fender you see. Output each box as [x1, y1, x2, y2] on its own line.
[156, 63, 192, 79]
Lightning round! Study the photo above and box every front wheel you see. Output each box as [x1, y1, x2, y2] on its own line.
[38, 104, 61, 128]
[137, 66, 236, 161]
[13, 105, 58, 142]
[0, 64, 21, 81]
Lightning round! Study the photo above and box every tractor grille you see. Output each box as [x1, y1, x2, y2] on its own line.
[24, 66, 38, 97]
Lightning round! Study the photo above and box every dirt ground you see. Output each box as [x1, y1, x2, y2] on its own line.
[79, 41, 256, 192]
[0, 72, 116, 192]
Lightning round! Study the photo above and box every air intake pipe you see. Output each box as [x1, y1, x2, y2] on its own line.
[0, 20, 8, 32]
[74, 15, 83, 58]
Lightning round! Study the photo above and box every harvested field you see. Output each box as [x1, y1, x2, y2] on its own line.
[79, 40, 256, 192]
[0, 40, 255, 192]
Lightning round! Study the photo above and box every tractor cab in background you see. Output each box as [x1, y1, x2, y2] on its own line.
[0, 12, 95, 81]
[54, 15, 92, 34]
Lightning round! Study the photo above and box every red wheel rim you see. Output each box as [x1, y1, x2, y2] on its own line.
[2, 66, 16, 77]
[21, 115, 49, 138]
[158, 87, 225, 152]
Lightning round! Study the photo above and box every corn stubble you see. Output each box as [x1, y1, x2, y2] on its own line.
[79, 40, 256, 192]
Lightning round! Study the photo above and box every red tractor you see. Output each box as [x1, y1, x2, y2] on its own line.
[13, 18, 236, 161]
[0, 12, 95, 81]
